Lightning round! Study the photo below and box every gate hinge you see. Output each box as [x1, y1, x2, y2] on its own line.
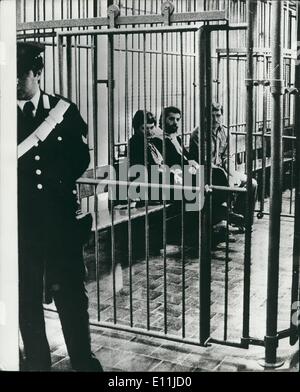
[284, 86, 299, 95]
[161, 1, 175, 26]
[107, 4, 120, 29]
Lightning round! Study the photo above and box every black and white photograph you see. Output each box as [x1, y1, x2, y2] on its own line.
[0, 0, 299, 377]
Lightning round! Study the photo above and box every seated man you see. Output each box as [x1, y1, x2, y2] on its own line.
[130, 107, 198, 203]
[156, 106, 199, 181]
[128, 109, 163, 203]
[189, 102, 257, 228]
[129, 109, 163, 168]
[153, 106, 201, 249]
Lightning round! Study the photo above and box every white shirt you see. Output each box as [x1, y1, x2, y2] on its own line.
[17, 89, 41, 117]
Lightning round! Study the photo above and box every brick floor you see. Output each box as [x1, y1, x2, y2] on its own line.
[44, 192, 299, 372]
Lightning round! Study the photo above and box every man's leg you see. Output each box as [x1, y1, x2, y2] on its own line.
[233, 178, 258, 221]
[53, 276, 103, 372]
[19, 254, 51, 371]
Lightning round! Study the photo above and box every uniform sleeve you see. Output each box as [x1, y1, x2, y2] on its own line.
[63, 103, 90, 181]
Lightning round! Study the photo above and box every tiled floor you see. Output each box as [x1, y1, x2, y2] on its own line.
[44, 193, 299, 372]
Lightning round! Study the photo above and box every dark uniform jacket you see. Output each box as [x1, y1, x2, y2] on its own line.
[18, 91, 90, 294]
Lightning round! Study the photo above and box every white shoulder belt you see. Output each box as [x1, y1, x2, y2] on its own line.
[18, 98, 70, 159]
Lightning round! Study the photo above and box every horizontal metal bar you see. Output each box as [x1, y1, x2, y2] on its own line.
[231, 131, 296, 140]
[115, 46, 196, 58]
[226, 23, 248, 30]
[17, 10, 227, 32]
[77, 177, 247, 194]
[97, 79, 108, 86]
[89, 319, 207, 347]
[216, 47, 296, 58]
[277, 328, 293, 339]
[241, 337, 265, 346]
[211, 185, 247, 193]
[116, 10, 227, 25]
[207, 337, 245, 349]
[77, 177, 203, 192]
[17, 32, 56, 39]
[57, 25, 201, 37]
[17, 17, 109, 31]
[44, 307, 205, 348]
[254, 210, 295, 219]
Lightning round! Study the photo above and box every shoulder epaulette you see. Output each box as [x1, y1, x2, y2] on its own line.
[54, 93, 74, 105]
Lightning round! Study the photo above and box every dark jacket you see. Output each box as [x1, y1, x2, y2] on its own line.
[161, 135, 190, 168]
[18, 91, 90, 289]
[129, 133, 163, 167]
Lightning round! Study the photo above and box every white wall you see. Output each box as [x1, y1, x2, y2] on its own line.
[0, 0, 19, 371]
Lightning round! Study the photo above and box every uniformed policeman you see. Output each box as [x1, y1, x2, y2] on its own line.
[17, 41, 103, 371]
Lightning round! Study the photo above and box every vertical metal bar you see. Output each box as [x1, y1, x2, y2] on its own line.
[125, 34, 133, 328]
[60, 0, 63, 20]
[138, 33, 141, 109]
[51, 0, 56, 93]
[170, 34, 173, 108]
[86, 32, 90, 150]
[223, 27, 231, 342]
[161, 32, 168, 335]
[179, 32, 186, 339]
[23, 0, 26, 22]
[175, 34, 179, 109]
[16, 0, 21, 25]
[259, 77, 267, 217]
[289, 138, 295, 216]
[91, 34, 100, 321]
[94, 0, 99, 16]
[242, 0, 256, 348]
[253, 57, 258, 170]
[216, 52, 220, 102]
[289, 0, 300, 346]
[74, 35, 79, 105]
[66, 0, 69, 19]
[287, 60, 294, 215]
[199, 27, 211, 345]
[117, 36, 121, 146]
[66, 36, 72, 100]
[235, 56, 240, 171]
[131, 32, 134, 134]
[58, 34, 64, 96]
[193, 31, 196, 129]
[143, 32, 150, 331]
[149, 32, 153, 111]
[264, 0, 284, 366]
[77, 21, 81, 110]
[108, 32, 117, 324]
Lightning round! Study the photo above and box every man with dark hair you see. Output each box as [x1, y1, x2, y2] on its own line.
[17, 41, 103, 372]
[158, 106, 198, 175]
[130, 109, 163, 167]
[189, 102, 257, 227]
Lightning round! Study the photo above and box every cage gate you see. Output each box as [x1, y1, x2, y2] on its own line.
[54, 4, 257, 350]
[17, 0, 299, 366]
